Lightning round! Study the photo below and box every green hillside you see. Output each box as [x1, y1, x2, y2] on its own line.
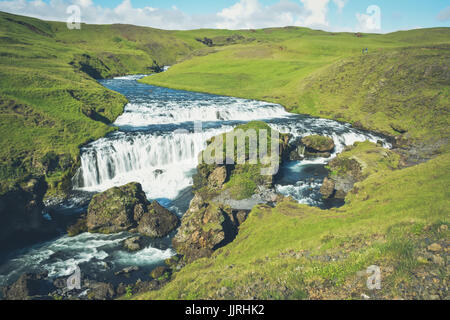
[0, 11, 208, 195]
[136, 27, 450, 299]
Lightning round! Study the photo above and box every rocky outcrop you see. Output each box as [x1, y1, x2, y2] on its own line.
[173, 122, 291, 262]
[319, 177, 335, 199]
[288, 135, 335, 160]
[86, 182, 179, 237]
[136, 201, 180, 238]
[173, 194, 248, 263]
[86, 282, 115, 300]
[0, 176, 56, 251]
[123, 236, 143, 252]
[301, 135, 335, 158]
[320, 141, 399, 200]
[320, 156, 363, 200]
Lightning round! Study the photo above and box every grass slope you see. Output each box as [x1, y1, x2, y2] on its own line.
[137, 151, 449, 300]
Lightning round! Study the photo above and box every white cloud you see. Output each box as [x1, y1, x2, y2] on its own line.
[0, 0, 353, 31]
[296, 0, 330, 28]
[216, 0, 305, 29]
[356, 5, 382, 32]
[437, 6, 450, 22]
[332, 0, 347, 13]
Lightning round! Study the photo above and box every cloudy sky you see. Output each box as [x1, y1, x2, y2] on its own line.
[0, 0, 449, 33]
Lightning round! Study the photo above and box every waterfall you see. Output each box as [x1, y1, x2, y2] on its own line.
[75, 78, 390, 203]
[114, 99, 291, 127]
[73, 128, 230, 200]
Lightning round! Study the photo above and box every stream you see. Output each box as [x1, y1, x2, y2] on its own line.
[0, 75, 390, 291]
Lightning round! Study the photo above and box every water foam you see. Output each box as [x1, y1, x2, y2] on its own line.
[114, 99, 291, 127]
[74, 127, 230, 199]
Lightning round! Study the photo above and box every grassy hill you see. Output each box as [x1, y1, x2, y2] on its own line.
[142, 28, 450, 143]
[0, 11, 211, 195]
[0, 12, 449, 300]
[136, 27, 449, 299]
[137, 153, 449, 299]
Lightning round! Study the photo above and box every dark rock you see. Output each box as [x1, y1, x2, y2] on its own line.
[301, 135, 335, 153]
[137, 201, 179, 238]
[52, 278, 67, 289]
[67, 214, 87, 237]
[2, 272, 53, 300]
[172, 194, 242, 262]
[133, 279, 160, 293]
[0, 176, 56, 251]
[116, 283, 127, 296]
[114, 266, 139, 276]
[87, 182, 147, 233]
[87, 282, 115, 300]
[196, 37, 214, 47]
[289, 145, 305, 161]
[207, 166, 227, 190]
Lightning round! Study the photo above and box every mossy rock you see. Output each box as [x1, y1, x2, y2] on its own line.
[86, 182, 179, 237]
[301, 135, 335, 153]
[151, 266, 171, 280]
[87, 182, 147, 233]
[67, 215, 88, 237]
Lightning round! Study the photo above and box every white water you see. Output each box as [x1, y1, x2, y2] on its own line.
[114, 100, 291, 127]
[75, 128, 230, 200]
[0, 232, 174, 287]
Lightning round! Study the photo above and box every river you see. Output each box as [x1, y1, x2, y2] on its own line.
[0, 75, 389, 291]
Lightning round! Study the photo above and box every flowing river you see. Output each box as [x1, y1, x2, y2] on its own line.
[0, 75, 390, 290]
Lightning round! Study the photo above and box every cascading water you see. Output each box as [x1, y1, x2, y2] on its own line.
[0, 74, 390, 291]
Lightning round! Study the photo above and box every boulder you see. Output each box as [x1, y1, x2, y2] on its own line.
[172, 195, 238, 262]
[150, 266, 171, 280]
[114, 266, 139, 276]
[86, 182, 179, 237]
[87, 282, 115, 300]
[137, 201, 179, 238]
[289, 145, 305, 161]
[87, 182, 147, 233]
[0, 177, 56, 251]
[207, 166, 227, 190]
[67, 215, 87, 237]
[301, 135, 335, 153]
[123, 236, 142, 252]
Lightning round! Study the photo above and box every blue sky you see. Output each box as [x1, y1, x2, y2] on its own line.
[0, 0, 448, 32]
